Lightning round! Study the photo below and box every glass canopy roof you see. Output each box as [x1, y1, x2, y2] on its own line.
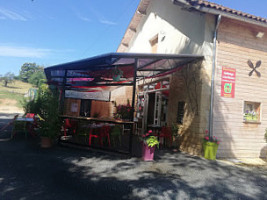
[45, 52, 203, 91]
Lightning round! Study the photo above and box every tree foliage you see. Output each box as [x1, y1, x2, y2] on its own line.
[19, 63, 45, 83]
[0, 72, 15, 87]
[28, 71, 46, 87]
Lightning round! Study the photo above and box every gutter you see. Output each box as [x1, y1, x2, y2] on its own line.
[208, 14, 221, 137]
[172, 0, 267, 28]
[199, 7, 267, 28]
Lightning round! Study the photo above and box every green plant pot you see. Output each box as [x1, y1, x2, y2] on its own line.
[203, 141, 218, 160]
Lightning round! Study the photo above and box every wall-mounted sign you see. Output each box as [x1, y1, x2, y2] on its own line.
[65, 90, 110, 101]
[221, 67, 236, 98]
[248, 60, 261, 77]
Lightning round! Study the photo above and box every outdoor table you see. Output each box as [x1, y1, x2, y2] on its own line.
[59, 115, 134, 151]
[60, 115, 134, 125]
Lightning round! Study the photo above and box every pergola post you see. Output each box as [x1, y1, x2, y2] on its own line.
[60, 70, 68, 115]
[129, 58, 138, 156]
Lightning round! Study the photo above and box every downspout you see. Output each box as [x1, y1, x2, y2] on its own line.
[208, 14, 221, 137]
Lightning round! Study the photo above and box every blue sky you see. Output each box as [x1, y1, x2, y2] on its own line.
[0, 0, 266, 76]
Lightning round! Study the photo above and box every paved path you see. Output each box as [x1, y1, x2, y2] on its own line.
[0, 115, 267, 199]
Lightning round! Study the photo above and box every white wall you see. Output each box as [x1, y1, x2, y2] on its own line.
[127, 0, 215, 59]
[125, 0, 216, 135]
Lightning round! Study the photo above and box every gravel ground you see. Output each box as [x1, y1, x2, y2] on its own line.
[0, 115, 267, 200]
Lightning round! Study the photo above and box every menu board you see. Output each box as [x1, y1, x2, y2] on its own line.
[221, 67, 236, 98]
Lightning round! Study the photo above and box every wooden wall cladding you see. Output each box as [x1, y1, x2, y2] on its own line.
[64, 98, 81, 117]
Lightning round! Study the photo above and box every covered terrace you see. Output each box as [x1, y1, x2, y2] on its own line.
[44, 52, 203, 155]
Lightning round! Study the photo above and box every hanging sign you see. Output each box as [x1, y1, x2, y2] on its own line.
[65, 90, 110, 101]
[221, 67, 236, 98]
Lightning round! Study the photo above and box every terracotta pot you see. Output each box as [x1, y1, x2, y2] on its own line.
[41, 137, 52, 148]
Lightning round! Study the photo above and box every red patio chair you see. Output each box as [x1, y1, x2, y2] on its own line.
[159, 126, 172, 147]
[89, 125, 111, 147]
[63, 119, 77, 136]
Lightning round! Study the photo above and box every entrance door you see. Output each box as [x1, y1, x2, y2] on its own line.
[137, 83, 169, 134]
[144, 91, 168, 129]
[153, 92, 162, 126]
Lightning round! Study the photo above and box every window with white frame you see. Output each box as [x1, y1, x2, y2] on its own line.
[243, 101, 261, 122]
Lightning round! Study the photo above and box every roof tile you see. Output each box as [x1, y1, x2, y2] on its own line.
[187, 0, 267, 23]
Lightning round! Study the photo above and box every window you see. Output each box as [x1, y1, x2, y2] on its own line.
[177, 101, 185, 124]
[80, 99, 91, 117]
[243, 101, 261, 123]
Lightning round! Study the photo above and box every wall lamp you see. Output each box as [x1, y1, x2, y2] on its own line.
[256, 31, 265, 38]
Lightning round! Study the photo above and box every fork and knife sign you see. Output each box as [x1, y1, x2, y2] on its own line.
[247, 60, 262, 77]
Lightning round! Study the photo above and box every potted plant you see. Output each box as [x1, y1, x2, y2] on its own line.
[203, 130, 220, 160]
[112, 66, 123, 81]
[141, 130, 160, 161]
[114, 100, 133, 120]
[37, 84, 61, 148]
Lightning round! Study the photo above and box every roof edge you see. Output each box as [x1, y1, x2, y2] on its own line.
[173, 0, 267, 28]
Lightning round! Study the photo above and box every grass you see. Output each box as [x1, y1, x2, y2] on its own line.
[0, 91, 25, 108]
[0, 80, 34, 108]
[0, 80, 33, 94]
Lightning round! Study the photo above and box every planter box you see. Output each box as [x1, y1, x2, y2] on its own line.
[142, 143, 155, 161]
[203, 141, 218, 160]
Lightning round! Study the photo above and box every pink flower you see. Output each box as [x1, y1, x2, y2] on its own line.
[205, 130, 208, 134]
[205, 136, 209, 140]
[146, 133, 149, 136]
[148, 130, 152, 134]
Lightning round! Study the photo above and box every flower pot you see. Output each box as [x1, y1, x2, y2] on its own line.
[41, 137, 52, 148]
[113, 75, 121, 81]
[142, 143, 155, 161]
[203, 141, 218, 160]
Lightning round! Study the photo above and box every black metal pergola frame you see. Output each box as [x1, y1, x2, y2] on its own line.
[44, 52, 203, 155]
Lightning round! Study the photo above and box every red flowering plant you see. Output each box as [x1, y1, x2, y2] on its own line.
[141, 130, 160, 148]
[203, 130, 220, 145]
[114, 100, 133, 120]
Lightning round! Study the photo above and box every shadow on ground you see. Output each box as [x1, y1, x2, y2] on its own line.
[0, 137, 266, 200]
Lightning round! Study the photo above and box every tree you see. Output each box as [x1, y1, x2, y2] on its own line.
[0, 72, 15, 87]
[19, 63, 44, 83]
[28, 71, 46, 87]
